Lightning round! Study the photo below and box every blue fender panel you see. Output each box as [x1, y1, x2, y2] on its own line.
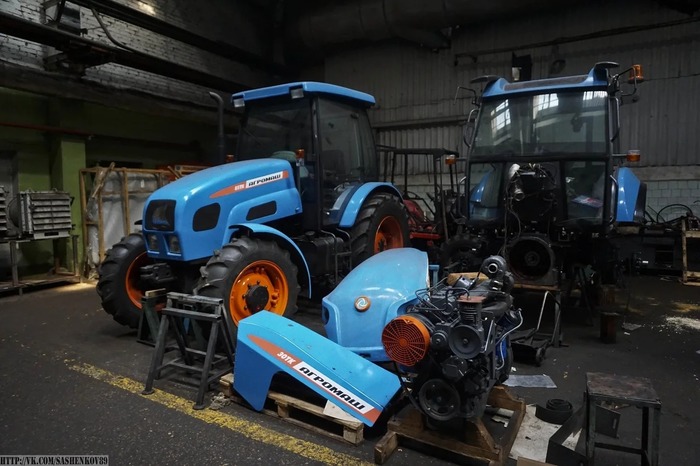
[338, 182, 402, 228]
[234, 311, 400, 426]
[322, 248, 428, 361]
[616, 167, 642, 223]
[232, 223, 312, 297]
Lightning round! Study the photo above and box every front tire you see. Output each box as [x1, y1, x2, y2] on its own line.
[195, 237, 299, 328]
[350, 193, 410, 266]
[97, 233, 152, 328]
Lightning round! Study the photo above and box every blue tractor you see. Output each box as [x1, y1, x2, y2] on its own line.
[97, 82, 410, 328]
[442, 62, 646, 287]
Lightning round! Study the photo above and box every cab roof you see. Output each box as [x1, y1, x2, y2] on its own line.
[232, 82, 375, 106]
[482, 65, 610, 99]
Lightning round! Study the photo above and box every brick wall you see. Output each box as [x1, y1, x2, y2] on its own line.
[0, 0, 274, 104]
[646, 179, 700, 219]
[0, 0, 45, 69]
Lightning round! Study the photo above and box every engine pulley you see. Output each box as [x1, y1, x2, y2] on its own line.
[418, 378, 461, 421]
[448, 325, 483, 360]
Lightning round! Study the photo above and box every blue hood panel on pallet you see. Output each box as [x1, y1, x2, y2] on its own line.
[234, 311, 401, 426]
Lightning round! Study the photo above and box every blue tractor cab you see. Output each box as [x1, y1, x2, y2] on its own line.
[97, 82, 410, 329]
[443, 62, 646, 286]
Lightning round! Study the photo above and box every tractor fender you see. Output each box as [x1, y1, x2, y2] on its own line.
[231, 223, 312, 298]
[322, 248, 429, 361]
[338, 182, 402, 228]
[615, 167, 645, 224]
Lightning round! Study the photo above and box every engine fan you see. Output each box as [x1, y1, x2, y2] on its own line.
[506, 234, 559, 286]
[381, 255, 522, 429]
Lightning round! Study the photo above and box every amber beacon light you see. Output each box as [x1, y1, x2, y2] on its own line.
[628, 64, 644, 84]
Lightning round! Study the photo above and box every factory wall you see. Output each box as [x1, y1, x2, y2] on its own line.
[0, 87, 216, 277]
[1, 0, 273, 104]
[325, 0, 700, 216]
[1, 0, 261, 276]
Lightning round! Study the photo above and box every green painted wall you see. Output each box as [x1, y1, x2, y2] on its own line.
[0, 87, 221, 279]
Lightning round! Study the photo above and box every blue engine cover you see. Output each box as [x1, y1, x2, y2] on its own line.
[142, 159, 302, 261]
[322, 248, 429, 361]
[234, 311, 400, 426]
[615, 167, 645, 223]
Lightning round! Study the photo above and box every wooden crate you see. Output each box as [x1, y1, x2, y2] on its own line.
[374, 386, 525, 465]
[682, 219, 700, 284]
[219, 373, 364, 445]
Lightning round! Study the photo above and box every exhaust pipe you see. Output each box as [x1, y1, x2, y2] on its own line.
[209, 92, 226, 165]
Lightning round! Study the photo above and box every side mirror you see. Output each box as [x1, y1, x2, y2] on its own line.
[463, 108, 478, 149]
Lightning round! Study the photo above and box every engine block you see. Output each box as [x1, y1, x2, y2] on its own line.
[381, 255, 522, 428]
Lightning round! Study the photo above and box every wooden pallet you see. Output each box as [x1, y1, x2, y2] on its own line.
[219, 373, 364, 445]
[374, 386, 525, 465]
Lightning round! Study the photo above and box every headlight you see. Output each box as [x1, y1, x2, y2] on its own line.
[147, 234, 159, 251]
[168, 235, 181, 254]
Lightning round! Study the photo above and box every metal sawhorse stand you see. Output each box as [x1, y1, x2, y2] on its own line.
[142, 292, 236, 409]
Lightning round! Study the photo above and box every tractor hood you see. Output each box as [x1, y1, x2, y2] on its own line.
[142, 159, 302, 261]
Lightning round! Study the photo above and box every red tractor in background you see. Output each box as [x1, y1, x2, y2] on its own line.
[380, 147, 474, 271]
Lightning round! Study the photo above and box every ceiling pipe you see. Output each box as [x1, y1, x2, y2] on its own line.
[292, 0, 578, 52]
[454, 14, 700, 64]
[0, 11, 250, 92]
[69, 0, 294, 76]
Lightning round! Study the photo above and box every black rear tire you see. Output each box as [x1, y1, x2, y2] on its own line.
[97, 233, 151, 328]
[349, 193, 410, 266]
[195, 236, 300, 329]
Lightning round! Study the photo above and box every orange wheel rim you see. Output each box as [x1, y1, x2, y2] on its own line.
[125, 252, 150, 309]
[229, 260, 289, 325]
[374, 216, 404, 253]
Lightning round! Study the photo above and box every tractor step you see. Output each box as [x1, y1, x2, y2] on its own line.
[219, 373, 364, 445]
[374, 386, 525, 465]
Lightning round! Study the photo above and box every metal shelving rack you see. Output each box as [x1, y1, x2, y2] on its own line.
[0, 235, 80, 295]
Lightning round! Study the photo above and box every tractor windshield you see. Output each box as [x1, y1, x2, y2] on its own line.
[237, 100, 313, 161]
[472, 90, 608, 156]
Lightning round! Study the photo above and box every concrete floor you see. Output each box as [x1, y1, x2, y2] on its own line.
[0, 275, 698, 465]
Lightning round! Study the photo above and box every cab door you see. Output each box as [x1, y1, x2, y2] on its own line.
[316, 97, 378, 226]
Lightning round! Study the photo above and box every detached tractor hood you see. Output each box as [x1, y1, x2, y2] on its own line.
[290, 0, 582, 51]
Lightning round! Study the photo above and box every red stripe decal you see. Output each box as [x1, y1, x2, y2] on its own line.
[248, 334, 382, 423]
